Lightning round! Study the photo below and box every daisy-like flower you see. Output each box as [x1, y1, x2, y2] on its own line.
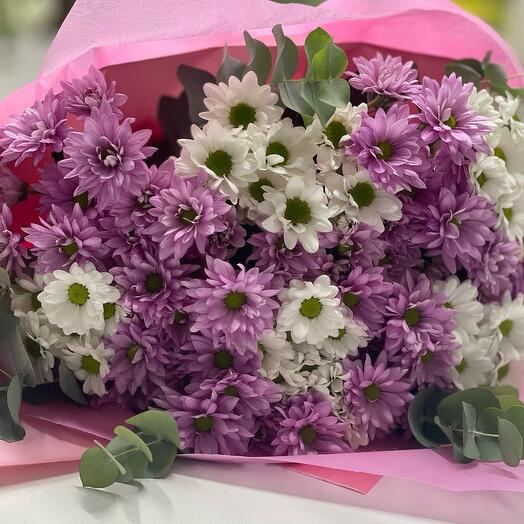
[452, 335, 496, 390]
[344, 352, 413, 440]
[258, 174, 333, 253]
[349, 53, 420, 100]
[39, 262, 120, 335]
[60, 101, 154, 211]
[11, 272, 45, 314]
[469, 153, 515, 204]
[0, 90, 70, 166]
[176, 120, 257, 204]
[63, 338, 114, 396]
[250, 118, 317, 178]
[258, 329, 295, 380]
[145, 171, 231, 261]
[490, 126, 524, 182]
[409, 342, 457, 389]
[317, 313, 367, 359]
[0, 204, 27, 276]
[347, 104, 428, 192]
[206, 207, 246, 259]
[432, 277, 483, 338]
[238, 170, 286, 213]
[61, 65, 127, 119]
[0, 165, 25, 206]
[272, 390, 349, 455]
[413, 73, 491, 165]
[273, 342, 320, 395]
[184, 257, 279, 352]
[468, 87, 503, 134]
[277, 275, 344, 345]
[497, 187, 524, 242]
[325, 169, 402, 233]
[200, 71, 282, 132]
[24, 204, 108, 273]
[496, 92, 524, 141]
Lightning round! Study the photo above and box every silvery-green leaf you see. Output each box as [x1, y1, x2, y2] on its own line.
[279, 80, 314, 118]
[79, 448, 120, 488]
[408, 388, 449, 448]
[127, 409, 180, 447]
[499, 419, 523, 467]
[298, 80, 334, 125]
[498, 395, 524, 411]
[477, 407, 503, 462]
[304, 27, 331, 79]
[271, 24, 298, 86]
[244, 31, 272, 85]
[58, 360, 87, 405]
[216, 46, 246, 84]
[310, 39, 347, 80]
[444, 61, 482, 87]
[114, 425, 153, 462]
[177, 65, 215, 125]
[462, 401, 479, 459]
[317, 78, 350, 109]
[437, 387, 499, 427]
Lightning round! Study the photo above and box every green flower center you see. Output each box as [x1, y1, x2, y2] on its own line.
[498, 363, 510, 380]
[266, 141, 289, 166]
[324, 120, 347, 147]
[450, 217, 460, 227]
[349, 182, 375, 208]
[404, 307, 421, 326]
[476, 172, 487, 187]
[193, 415, 213, 433]
[68, 283, 89, 306]
[330, 328, 346, 341]
[444, 114, 457, 128]
[379, 254, 391, 266]
[229, 102, 257, 128]
[343, 292, 359, 308]
[25, 336, 42, 358]
[499, 319, 513, 337]
[223, 385, 239, 397]
[31, 293, 41, 311]
[145, 273, 164, 294]
[299, 297, 322, 319]
[127, 344, 141, 361]
[377, 141, 393, 160]
[284, 198, 311, 225]
[299, 425, 317, 445]
[103, 302, 116, 320]
[214, 349, 233, 370]
[420, 351, 434, 364]
[503, 207, 513, 222]
[173, 309, 187, 324]
[494, 147, 506, 162]
[61, 242, 78, 257]
[81, 355, 100, 375]
[443, 301, 453, 309]
[224, 291, 247, 311]
[248, 178, 274, 202]
[179, 208, 198, 224]
[337, 242, 357, 255]
[73, 192, 89, 210]
[205, 150, 233, 177]
[364, 384, 381, 402]
[455, 358, 467, 374]
[258, 342, 267, 356]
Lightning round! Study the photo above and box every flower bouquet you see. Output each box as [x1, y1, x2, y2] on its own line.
[2, 0, 524, 492]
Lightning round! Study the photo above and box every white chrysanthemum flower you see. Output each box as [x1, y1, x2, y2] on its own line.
[17, 310, 60, 382]
[343, 411, 370, 450]
[433, 277, 483, 338]
[277, 275, 344, 345]
[39, 262, 120, 336]
[469, 87, 503, 135]
[496, 92, 524, 141]
[452, 335, 496, 390]
[317, 314, 367, 359]
[497, 186, 524, 242]
[258, 329, 295, 380]
[10, 273, 45, 314]
[258, 174, 333, 253]
[274, 342, 320, 395]
[93, 302, 128, 338]
[200, 71, 282, 133]
[176, 121, 257, 203]
[250, 118, 317, 177]
[63, 338, 114, 396]
[238, 169, 286, 213]
[490, 126, 524, 183]
[325, 169, 402, 233]
[310, 360, 349, 400]
[469, 153, 516, 204]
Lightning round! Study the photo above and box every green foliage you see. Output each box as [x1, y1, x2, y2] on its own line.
[409, 386, 524, 467]
[79, 410, 179, 489]
[244, 31, 272, 85]
[216, 46, 246, 85]
[0, 373, 25, 442]
[271, 25, 298, 86]
[177, 65, 216, 125]
[58, 359, 87, 405]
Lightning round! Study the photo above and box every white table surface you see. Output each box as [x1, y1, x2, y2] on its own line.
[1, 459, 523, 524]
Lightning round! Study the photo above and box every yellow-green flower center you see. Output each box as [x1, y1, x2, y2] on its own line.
[61, 242, 78, 257]
[476, 172, 487, 187]
[145, 273, 164, 293]
[173, 309, 187, 324]
[224, 291, 247, 311]
[499, 319, 513, 337]
[444, 114, 457, 129]
[299, 297, 322, 319]
[248, 178, 274, 202]
[443, 301, 453, 309]
[103, 302, 116, 320]
[214, 349, 233, 370]
[193, 415, 213, 433]
[324, 120, 347, 148]
[343, 292, 359, 308]
[377, 140, 393, 160]
[73, 191, 89, 210]
[205, 149, 233, 177]
[494, 147, 506, 162]
[420, 351, 434, 364]
[404, 307, 421, 326]
[455, 358, 467, 374]
[229, 102, 257, 128]
[498, 363, 510, 380]
[284, 197, 311, 225]
[266, 141, 290, 166]
[503, 207, 513, 222]
[223, 385, 239, 397]
[68, 283, 89, 306]
[330, 328, 346, 341]
[364, 384, 381, 402]
[127, 343, 141, 361]
[299, 425, 317, 445]
[81, 355, 100, 375]
[349, 182, 375, 208]
[180, 208, 198, 224]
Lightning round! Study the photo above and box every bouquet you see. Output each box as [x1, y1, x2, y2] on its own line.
[1, 0, 524, 490]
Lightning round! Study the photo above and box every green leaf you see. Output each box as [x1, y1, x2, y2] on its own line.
[58, 360, 87, 405]
[114, 425, 153, 462]
[177, 65, 216, 125]
[106, 437, 148, 484]
[304, 27, 331, 79]
[138, 436, 178, 478]
[444, 61, 482, 87]
[279, 80, 315, 118]
[270, 0, 327, 5]
[498, 395, 524, 411]
[408, 388, 449, 448]
[310, 39, 347, 80]
[0, 374, 25, 442]
[462, 402, 479, 459]
[216, 46, 246, 84]
[482, 385, 519, 398]
[477, 407, 503, 462]
[298, 80, 335, 125]
[502, 405, 524, 457]
[271, 25, 298, 86]
[127, 410, 180, 447]
[437, 387, 500, 427]
[6, 373, 23, 424]
[484, 62, 507, 87]
[0, 267, 10, 289]
[243, 31, 272, 85]
[317, 78, 350, 108]
[499, 418, 523, 467]
[79, 447, 120, 488]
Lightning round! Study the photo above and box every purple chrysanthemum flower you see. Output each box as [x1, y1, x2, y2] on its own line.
[339, 267, 393, 333]
[0, 166, 25, 206]
[155, 388, 253, 454]
[347, 104, 428, 192]
[146, 172, 231, 261]
[272, 390, 349, 455]
[466, 230, 520, 302]
[24, 204, 108, 273]
[384, 271, 456, 358]
[0, 204, 27, 275]
[107, 320, 171, 409]
[60, 101, 155, 211]
[344, 352, 413, 440]
[411, 187, 496, 273]
[348, 53, 420, 99]
[61, 66, 127, 119]
[111, 248, 192, 328]
[184, 257, 279, 352]
[0, 90, 70, 166]
[408, 342, 457, 389]
[380, 223, 424, 280]
[248, 231, 322, 288]
[207, 207, 246, 259]
[413, 74, 491, 165]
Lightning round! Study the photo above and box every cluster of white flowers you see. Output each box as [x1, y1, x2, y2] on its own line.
[11, 262, 122, 395]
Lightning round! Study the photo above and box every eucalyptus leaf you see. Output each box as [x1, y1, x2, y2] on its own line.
[107, 437, 149, 484]
[477, 407, 503, 462]
[127, 409, 180, 447]
[444, 62, 482, 87]
[317, 78, 350, 109]
[498, 395, 524, 411]
[6, 373, 23, 424]
[499, 418, 523, 467]
[462, 402, 479, 459]
[408, 388, 449, 448]
[80, 448, 120, 489]
[271, 24, 298, 86]
[138, 436, 178, 478]
[310, 39, 347, 80]
[502, 405, 524, 457]
[279, 80, 315, 118]
[216, 46, 246, 84]
[176, 65, 216, 125]
[304, 27, 331, 79]
[484, 62, 507, 87]
[114, 425, 153, 462]
[58, 360, 87, 405]
[483, 385, 519, 398]
[0, 374, 25, 442]
[244, 31, 272, 85]
[437, 387, 500, 427]
[298, 80, 334, 125]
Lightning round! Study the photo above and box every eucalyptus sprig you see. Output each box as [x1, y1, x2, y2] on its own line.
[79, 410, 180, 488]
[408, 385, 524, 467]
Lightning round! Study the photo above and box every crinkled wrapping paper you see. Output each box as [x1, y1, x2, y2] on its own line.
[1, 0, 524, 494]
